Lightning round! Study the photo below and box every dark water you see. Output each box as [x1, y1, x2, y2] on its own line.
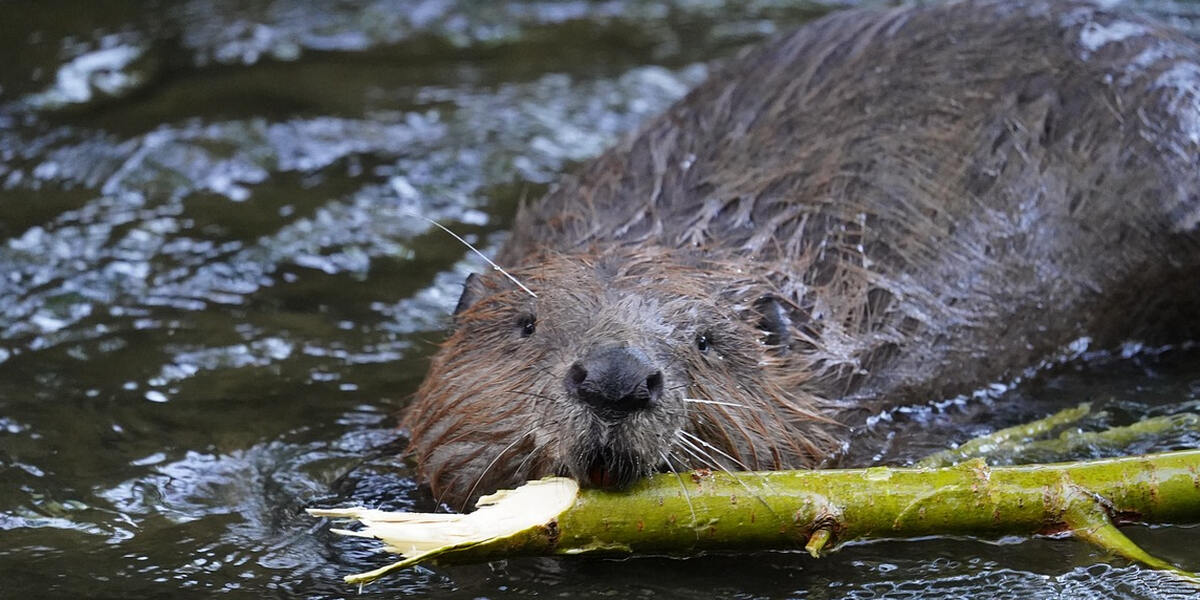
[1, 1, 1198, 598]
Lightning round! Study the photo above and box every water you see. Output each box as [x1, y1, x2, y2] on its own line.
[0, 1, 1198, 598]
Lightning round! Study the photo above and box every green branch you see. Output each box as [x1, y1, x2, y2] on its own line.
[310, 450, 1200, 585]
[917, 404, 1200, 468]
[917, 402, 1093, 467]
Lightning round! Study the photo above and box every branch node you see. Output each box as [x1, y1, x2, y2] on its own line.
[1061, 491, 1194, 579]
[805, 527, 832, 558]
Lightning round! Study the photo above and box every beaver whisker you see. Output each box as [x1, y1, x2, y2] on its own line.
[460, 430, 534, 512]
[672, 432, 715, 468]
[660, 450, 698, 528]
[428, 438, 506, 511]
[416, 213, 537, 298]
[675, 431, 782, 520]
[682, 397, 747, 408]
[501, 388, 558, 403]
[678, 429, 752, 472]
[514, 436, 551, 480]
[678, 430, 780, 490]
[673, 431, 742, 478]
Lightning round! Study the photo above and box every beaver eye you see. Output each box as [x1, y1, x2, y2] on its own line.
[695, 332, 711, 353]
[517, 313, 537, 338]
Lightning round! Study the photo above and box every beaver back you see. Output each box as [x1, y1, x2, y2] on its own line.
[502, 0, 1200, 409]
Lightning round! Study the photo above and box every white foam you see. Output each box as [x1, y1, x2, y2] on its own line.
[26, 44, 144, 109]
[1131, 43, 1177, 70]
[1079, 20, 1148, 54]
[1156, 62, 1200, 145]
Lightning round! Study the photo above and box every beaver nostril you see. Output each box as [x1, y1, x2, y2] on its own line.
[646, 371, 663, 404]
[565, 362, 588, 394]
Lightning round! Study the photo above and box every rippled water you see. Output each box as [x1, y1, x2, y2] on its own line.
[1, 1, 1198, 598]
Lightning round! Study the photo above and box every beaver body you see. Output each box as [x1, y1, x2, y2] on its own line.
[405, 0, 1200, 509]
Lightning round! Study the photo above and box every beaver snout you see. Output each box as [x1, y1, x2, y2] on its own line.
[564, 344, 664, 419]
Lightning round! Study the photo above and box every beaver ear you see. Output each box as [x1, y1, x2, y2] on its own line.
[453, 273, 486, 317]
[753, 295, 793, 353]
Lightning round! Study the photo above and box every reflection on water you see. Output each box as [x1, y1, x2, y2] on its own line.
[0, 1, 1197, 598]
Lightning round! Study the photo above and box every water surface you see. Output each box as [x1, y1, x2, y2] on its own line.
[1, 1, 1198, 598]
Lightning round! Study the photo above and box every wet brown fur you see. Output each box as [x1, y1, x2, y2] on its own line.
[404, 0, 1200, 509]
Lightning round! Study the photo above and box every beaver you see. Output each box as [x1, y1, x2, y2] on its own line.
[402, 0, 1200, 509]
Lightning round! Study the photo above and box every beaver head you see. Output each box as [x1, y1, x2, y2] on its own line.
[402, 247, 840, 509]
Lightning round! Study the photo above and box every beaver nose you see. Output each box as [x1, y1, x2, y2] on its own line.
[565, 345, 663, 418]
